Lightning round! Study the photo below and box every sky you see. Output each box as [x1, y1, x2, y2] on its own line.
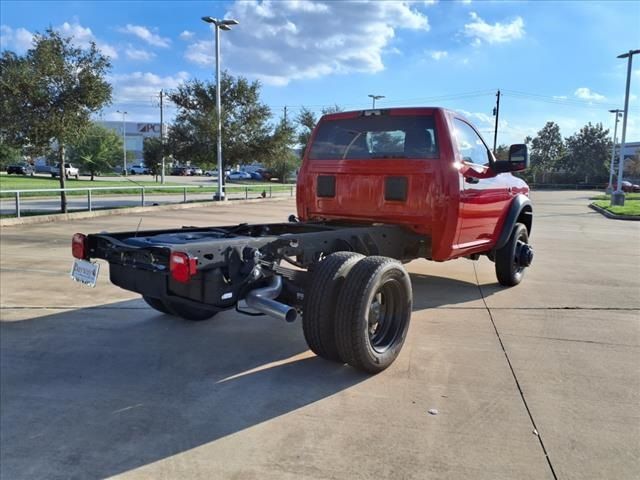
[1, 0, 639, 145]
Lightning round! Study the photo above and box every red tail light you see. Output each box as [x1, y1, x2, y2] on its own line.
[72, 233, 88, 259]
[170, 252, 198, 283]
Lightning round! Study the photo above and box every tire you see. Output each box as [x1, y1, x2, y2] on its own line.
[495, 222, 531, 287]
[335, 256, 412, 374]
[143, 295, 172, 314]
[164, 299, 220, 321]
[302, 251, 363, 362]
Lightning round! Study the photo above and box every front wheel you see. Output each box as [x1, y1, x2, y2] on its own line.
[495, 222, 533, 286]
[335, 256, 412, 374]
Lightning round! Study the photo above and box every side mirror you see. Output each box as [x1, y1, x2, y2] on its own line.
[493, 144, 529, 173]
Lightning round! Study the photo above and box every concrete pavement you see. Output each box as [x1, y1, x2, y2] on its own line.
[1, 191, 638, 479]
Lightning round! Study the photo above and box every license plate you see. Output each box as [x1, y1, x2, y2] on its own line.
[70, 259, 100, 287]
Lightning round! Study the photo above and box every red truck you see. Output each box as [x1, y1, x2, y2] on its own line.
[71, 107, 533, 373]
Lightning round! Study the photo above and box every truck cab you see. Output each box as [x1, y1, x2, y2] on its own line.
[297, 107, 531, 262]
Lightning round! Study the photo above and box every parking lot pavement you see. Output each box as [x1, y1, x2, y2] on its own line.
[1, 191, 638, 479]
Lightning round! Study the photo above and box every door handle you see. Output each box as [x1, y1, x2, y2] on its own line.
[465, 176, 480, 184]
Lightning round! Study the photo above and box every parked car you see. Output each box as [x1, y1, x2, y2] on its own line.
[129, 164, 150, 175]
[257, 168, 273, 180]
[171, 166, 189, 176]
[189, 167, 203, 176]
[621, 180, 640, 193]
[249, 171, 263, 180]
[226, 170, 252, 180]
[6, 163, 34, 176]
[51, 163, 79, 179]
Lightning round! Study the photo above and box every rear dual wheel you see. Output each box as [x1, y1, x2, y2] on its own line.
[303, 253, 412, 374]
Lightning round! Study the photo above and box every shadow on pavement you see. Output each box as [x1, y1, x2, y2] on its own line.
[0, 301, 368, 480]
[410, 273, 495, 310]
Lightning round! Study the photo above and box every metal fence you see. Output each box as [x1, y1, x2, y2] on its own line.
[0, 184, 296, 218]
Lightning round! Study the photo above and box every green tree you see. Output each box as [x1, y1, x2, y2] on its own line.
[0, 29, 112, 211]
[168, 72, 272, 169]
[530, 122, 565, 183]
[0, 141, 22, 169]
[564, 122, 611, 183]
[143, 137, 164, 180]
[494, 144, 509, 161]
[263, 118, 298, 182]
[68, 124, 121, 180]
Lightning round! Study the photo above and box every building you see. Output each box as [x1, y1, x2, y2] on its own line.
[98, 121, 166, 165]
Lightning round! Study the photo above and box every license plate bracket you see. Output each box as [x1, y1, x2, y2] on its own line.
[70, 259, 100, 287]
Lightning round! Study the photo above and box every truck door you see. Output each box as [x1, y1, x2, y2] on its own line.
[453, 118, 510, 250]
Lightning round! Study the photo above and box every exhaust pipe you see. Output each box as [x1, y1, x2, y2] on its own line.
[246, 275, 297, 323]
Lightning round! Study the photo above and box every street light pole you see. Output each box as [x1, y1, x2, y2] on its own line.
[116, 110, 128, 176]
[607, 109, 623, 194]
[202, 16, 239, 201]
[612, 49, 640, 206]
[368, 94, 385, 109]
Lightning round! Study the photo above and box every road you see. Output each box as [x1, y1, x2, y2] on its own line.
[1, 191, 638, 480]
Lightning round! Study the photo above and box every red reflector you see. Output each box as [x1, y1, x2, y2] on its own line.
[72, 233, 88, 259]
[170, 252, 198, 283]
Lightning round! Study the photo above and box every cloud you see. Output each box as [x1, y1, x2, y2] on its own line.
[185, 0, 429, 86]
[58, 21, 118, 59]
[552, 95, 568, 100]
[119, 24, 170, 48]
[125, 46, 156, 61]
[108, 71, 189, 102]
[179, 30, 195, 41]
[0, 25, 34, 52]
[464, 12, 524, 46]
[574, 87, 605, 101]
[429, 50, 448, 60]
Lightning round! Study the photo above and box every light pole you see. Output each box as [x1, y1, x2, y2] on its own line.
[612, 49, 640, 206]
[368, 94, 385, 109]
[607, 109, 623, 194]
[202, 16, 239, 201]
[116, 110, 128, 175]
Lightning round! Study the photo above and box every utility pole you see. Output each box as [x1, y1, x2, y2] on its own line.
[607, 109, 623, 194]
[612, 49, 640, 207]
[116, 110, 128, 175]
[493, 89, 501, 153]
[284, 106, 287, 127]
[160, 89, 165, 184]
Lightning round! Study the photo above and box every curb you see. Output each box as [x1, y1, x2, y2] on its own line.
[0, 196, 294, 228]
[588, 203, 640, 221]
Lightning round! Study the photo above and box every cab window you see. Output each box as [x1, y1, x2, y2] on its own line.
[453, 119, 491, 167]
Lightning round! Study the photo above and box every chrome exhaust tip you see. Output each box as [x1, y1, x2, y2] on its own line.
[245, 275, 297, 323]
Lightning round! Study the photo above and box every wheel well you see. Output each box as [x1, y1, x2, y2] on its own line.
[517, 205, 533, 236]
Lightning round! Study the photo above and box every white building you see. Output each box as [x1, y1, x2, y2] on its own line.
[98, 121, 166, 164]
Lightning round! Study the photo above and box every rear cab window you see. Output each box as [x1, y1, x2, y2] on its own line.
[309, 114, 439, 160]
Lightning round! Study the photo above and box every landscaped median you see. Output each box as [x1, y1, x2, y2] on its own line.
[589, 193, 640, 220]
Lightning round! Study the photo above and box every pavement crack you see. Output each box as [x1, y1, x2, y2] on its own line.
[472, 263, 558, 480]
[504, 334, 639, 348]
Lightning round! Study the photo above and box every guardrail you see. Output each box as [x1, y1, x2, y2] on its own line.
[0, 184, 296, 218]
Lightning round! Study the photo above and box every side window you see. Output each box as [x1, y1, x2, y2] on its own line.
[453, 119, 491, 167]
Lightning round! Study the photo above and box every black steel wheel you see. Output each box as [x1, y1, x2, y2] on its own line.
[302, 251, 363, 362]
[143, 295, 171, 314]
[163, 299, 220, 321]
[335, 256, 412, 374]
[495, 222, 532, 287]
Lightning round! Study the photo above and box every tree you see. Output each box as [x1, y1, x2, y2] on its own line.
[494, 144, 509, 161]
[564, 122, 611, 183]
[143, 137, 164, 180]
[262, 118, 298, 182]
[68, 124, 121, 180]
[529, 122, 565, 182]
[168, 73, 272, 169]
[0, 29, 112, 211]
[0, 141, 22, 169]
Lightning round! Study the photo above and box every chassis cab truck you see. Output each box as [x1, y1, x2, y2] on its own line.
[71, 107, 533, 373]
